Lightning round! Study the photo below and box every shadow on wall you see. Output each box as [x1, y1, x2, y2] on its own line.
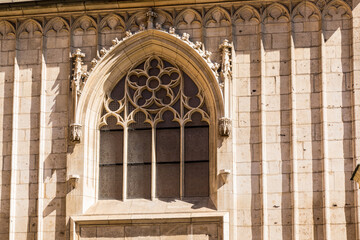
[42, 19, 70, 240]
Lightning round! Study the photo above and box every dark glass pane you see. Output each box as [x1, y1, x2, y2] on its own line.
[110, 76, 125, 101]
[127, 117, 151, 199]
[184, 125, 209, 197]
[127, 165, 151, 199]
[99, 165, 123, 200]
[127, 128, 151, 164]
[99, 130, 123, 200]
[100, 130, 123, 164]
[184, 162, 209, 197]
[183, 71, 199, 97]
[184, 126, 209, 162]
[156, 127, 180, 198]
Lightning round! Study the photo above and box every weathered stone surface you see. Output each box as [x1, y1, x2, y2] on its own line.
[0, 0, 358, 239]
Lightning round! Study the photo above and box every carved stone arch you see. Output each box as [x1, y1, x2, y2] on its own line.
[44, 17, 69, 36]
[0, 21, 15, 39]
[77, 30, 223, 127]
[69, 29, 224, 212]
[262, 3, 290, 23]
[323, 0, 352, 20]
[71, 15, 97, 35]
[233, 5, 261, 24]
[175, 8, 202, 28]
[204, 6, 231, 27]
[99, 14, 125, 33]
[292, 1, 321, 22]
[17, 19, 43, 38]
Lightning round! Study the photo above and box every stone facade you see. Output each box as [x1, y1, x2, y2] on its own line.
[0, 0, 359, 239]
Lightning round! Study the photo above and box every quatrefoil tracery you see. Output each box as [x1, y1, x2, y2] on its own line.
[99, 56, 210, 128]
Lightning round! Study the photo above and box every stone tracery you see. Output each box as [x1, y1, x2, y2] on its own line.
[99, 56, 210, 128]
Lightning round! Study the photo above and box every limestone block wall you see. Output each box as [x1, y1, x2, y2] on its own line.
[0, 0, 358, 239]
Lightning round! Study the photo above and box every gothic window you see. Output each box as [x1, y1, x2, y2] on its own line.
[98, 56, 210, 200]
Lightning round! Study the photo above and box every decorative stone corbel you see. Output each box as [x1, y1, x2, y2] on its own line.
[219, 169, 231, 184]
[70, 123, 82, 142]
[146, 8, 158, 29]
[70, 48, 86, 143]
[219, 117, 232, 137]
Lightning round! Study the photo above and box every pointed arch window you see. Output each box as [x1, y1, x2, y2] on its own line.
[99, 56, 210, 200]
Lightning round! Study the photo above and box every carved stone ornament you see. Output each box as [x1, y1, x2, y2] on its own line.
[70, 49, 86, 143]
[86, 27, 220, 87]
[146, 8, 158, 29]
[219, 39, 232, 89]
[70, 123, 82, 143]
[219, 117, 232, 137]
[71, 26, 221, 144]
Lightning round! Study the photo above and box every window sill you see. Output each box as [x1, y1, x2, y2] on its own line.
[84, 197, 216, 216]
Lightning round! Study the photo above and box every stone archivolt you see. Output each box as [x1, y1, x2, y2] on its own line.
[85, 27, 220, 86]
[70, 26, 222, 142]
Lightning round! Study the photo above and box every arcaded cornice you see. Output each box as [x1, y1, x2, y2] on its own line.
[0, 0, 353, 18]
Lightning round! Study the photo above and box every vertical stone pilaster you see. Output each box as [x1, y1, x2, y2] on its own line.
[260, 24, 268, 240]
[289, 32, 299, 240]
[10, 19, 43, 240]
[9, 27, 19, 240]
[352, 1, 360, 240]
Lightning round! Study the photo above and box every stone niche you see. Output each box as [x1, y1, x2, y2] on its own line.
[72, 213, 227, 240]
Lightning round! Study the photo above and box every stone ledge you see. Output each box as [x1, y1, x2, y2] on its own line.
[0, 0, 235, 18]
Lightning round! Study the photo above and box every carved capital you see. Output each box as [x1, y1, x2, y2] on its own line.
[219, 117, 231, 137]
[70, 123, 82, 143]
